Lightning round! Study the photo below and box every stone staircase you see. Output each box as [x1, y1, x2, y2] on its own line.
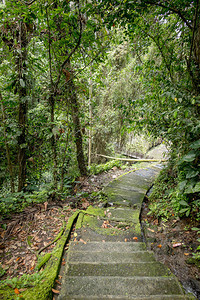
[58, 166, 196, 300]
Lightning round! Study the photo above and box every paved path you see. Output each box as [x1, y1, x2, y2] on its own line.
[58, 165, 196, 299]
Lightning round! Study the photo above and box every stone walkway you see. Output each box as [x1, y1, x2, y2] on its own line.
[58, 165, 196, 299]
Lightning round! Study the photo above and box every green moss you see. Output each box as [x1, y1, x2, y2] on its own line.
[82, 215, 140, 236]
[0, 210, 80, 300]
[75, 212, 85, 229]
[36, 253, 51, 271]
[85, 206, 105, 217]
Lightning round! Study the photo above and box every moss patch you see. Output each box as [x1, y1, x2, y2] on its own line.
[82, 215, 141, 236]
[0, 210, 80, 300]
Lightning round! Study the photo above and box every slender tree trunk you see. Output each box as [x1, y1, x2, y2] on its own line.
[0, 98, 15, 192]
[17, 92, 27, 192]
[16, 22, 29, 192]
[88, 76, 92, 167]
[60, 110, 70, 192]
[69, 81, 87, 176]
[49, 94, 58, 189]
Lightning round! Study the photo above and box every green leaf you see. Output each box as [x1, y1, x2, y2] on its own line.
[173, 110, 178, 119]
[20, 78, 25, 88]
[178, 180, 187, 191]
[179, 200, 189, 206]
[190, 139, 200, 149]
[193, 182, 200, 193]
[179, 207, 190, 214]
[186, 170, 199, 179]
[182, 152, 196, 162]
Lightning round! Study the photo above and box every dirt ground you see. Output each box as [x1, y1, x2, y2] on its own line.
[141, 196, 200, 299]
[0, 166, 127, 282]
[0, 164, 200, 299]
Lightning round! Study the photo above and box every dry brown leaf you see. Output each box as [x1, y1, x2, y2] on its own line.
[44, 202, 48, 211]
[52, 288, 60, 294]
[173, 243, 182, 248]
[80, 239, 87, 244]
[147, 228, 155, 233]
[14, 288, 20, 294]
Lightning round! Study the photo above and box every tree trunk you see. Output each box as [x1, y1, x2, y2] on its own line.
[49, 94, 58, 189]
[16, 22, 29, 192]
[69, 81, 87, 176]
[88, 76, 92, 167]
[0, 98, 15, 193]
[17, 91, 27, 192]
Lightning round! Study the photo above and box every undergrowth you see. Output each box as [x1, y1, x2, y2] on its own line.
[148, 165, 200, 222]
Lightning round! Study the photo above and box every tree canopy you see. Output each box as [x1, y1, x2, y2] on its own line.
[0, 0, 199, 220]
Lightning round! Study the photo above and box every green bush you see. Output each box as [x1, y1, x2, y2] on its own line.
[89, 160, 123, 175]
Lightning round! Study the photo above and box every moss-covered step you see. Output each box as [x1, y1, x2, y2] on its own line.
[67, 261, 171, 277]
[67, 250, 157, 263]
[67, 248, 156, 263]
[76, 217, 141, 242]
[58, 296, 196, 300]
[58, 276, 184, 299]
[103, 186, 145, 207]
[68, 241, 147, 252]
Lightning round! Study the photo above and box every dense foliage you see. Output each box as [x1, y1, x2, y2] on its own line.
[0, 0, 199, 220]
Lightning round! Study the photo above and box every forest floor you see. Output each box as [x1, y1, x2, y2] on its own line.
[0, 164, 200, 298]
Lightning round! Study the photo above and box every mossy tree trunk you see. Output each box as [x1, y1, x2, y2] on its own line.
[69, 80, 87, 176]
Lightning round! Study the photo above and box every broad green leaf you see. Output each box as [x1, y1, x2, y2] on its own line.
[179, 208, 190, 214]
[173, 110, 178, 119]
[179, 200, 189, 206]
[190, 139, 200, 149]
[193, 182, 200, 193]
[19, 78, 25, 88]
[182, 152, 196, 162]
[178, 180, 187, 191]
[186, 170, 199, 179]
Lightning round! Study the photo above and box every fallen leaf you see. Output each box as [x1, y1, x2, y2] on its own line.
[147, 228, 155, 233]
[173, 243, 182, 248]
[19, 288, 27, 292]
[14, 288, 20, 294]
[44, 201, 48, 210]
[74, 232, 77, 237]
[52, 288, 60, 294]
[80, 239, 87, 244]
[55, 280, 61, 285]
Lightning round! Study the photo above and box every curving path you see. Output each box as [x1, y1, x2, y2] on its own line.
[58, 165, 196, 300]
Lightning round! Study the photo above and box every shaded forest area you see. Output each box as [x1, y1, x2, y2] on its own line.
[0, 0, 200, 296]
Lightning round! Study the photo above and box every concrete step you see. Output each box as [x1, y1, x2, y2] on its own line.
[61, 296, 195, 300]
[67, 262, 171, 277]
[77, 227, 143, 242]
[58, 276, 184, 298]
[69, 241, 146, 252]
[68, 250, 156, 263]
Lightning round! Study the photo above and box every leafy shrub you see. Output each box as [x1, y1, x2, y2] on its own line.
[0, 272, 44, 289]
[0, 190, 48, 217]
[89, 160, 123, 175]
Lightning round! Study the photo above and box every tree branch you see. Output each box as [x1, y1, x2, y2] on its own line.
[146, 0, 193, 30]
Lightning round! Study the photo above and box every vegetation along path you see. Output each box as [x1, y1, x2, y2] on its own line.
[57, 165, 196, 300]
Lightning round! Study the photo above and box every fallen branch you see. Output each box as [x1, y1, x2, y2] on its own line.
[95, 154, 167, 162]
